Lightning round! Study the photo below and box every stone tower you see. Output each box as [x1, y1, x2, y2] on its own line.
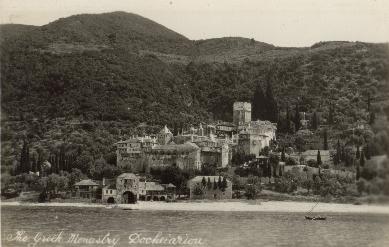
[233, 102, 252, 126]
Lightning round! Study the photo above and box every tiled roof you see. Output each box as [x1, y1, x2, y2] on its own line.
[152, 142, 199, 153]
[189, 176, 230, 183]
[74, 179, 99, 186]
[117, 173, 138, 179]
[159, 125, 172, 134]
[139, 182, 165, 191]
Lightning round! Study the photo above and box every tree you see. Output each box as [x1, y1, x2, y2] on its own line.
[311, 111, 319, 130]
[44, 174, 69, 194]
[295, 136, 306, 152]
[364, 144, 371, 160]
[207, 177, 212, 190]
[221, 177, 228, 192]
[317, 150, 322, 166]
[265, 81, 278, 122]
[323, 129, 328, 150]
[213, 178, 218, 190]
[25, 144, 31, 173]
[281, 148, 286, 162]
[360, 152, 365, 167]
[67, 168, 86, 189]
[193, 183, 204, 196]
[294, 104, 301, 131]
[328, 104, 334, 125]
[334, 140, 341, 165]
[31, 153, 37, 173]
[37, 149, 43, 175]
[252, 82, 266, 121]
[245, 184, 260, 200]
[19, 140, 29, 174]
[217, 176, 222, 189]
[369, 112, 376, 125]
[356, 146, 360, 159]
[356, 164, 360, 181]
[201, 177, 207, 188]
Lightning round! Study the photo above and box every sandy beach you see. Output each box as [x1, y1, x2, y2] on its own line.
[2, 200, 389, 214]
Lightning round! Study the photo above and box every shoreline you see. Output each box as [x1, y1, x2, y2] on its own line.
[2, 200, 389, 214]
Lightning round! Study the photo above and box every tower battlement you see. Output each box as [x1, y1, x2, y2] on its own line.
[233, 102, 252, 111]
[233, 102, 252, 126]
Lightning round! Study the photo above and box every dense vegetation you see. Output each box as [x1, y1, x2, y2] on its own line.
[1, 12, 389, 199]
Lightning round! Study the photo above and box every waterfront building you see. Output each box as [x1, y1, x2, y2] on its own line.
[138, 182, 176, 201]
[74, 179, 99, 199]
[116, 173, 140, 204]
[101, 174, 176, 203]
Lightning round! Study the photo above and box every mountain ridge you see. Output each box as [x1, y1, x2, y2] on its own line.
[1, 11, 388, 126]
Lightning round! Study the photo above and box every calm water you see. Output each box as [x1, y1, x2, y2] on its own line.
[2, 206, 389, 247]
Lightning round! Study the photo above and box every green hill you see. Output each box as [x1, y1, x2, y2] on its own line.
[1, 12, 389, 170]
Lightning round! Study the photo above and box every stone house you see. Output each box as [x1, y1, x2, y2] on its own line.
[138, 182, 176, 201]
[102, 183, 117, 203]
[74, 179, 99, 199]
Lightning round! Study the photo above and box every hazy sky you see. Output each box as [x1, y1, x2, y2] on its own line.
[1, 0, 388, 47]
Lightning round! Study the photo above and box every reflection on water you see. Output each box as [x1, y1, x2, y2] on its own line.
[2, 206, 389, 246]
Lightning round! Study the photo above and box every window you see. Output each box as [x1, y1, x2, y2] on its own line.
[106, 190, 108, 194]
[110, 190, 112, 194]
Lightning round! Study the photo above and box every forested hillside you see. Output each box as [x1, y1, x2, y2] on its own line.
[1, 11, 389, 175]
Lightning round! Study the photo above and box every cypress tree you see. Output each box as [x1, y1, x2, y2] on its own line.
[265, 81, 278, 122]
[341, 146, 345, 162]
[364, 144, 371, 160]
[217, 176, 222, 189]
[37, 150, 42, 175]
[207, 177, 212, 190]
[317, 150, 322, 166]
[369, 112, 375, 125]
[267, 163, 272, 178]
[221, 177, 228, 192]
[328, 104, 334, 125]
[294, 104, 301, 131]
[356, 164, 360, 181]
[367, 94, 371, 112]
[311, 111, 318, 130]
[31, 154, 37, 172]
[356, 146, 360, 159]
[19, 140, 28, 174]
[252, 82, 266, 121]
[25, 143, 31, 173]
[323, 129, 328, 150]
[281, 148, 286, 162]
[360, 152, 365, 167]
[334, 140, 341, 165]
[286, 105, 290, 124]
[201, 177, 207, 188]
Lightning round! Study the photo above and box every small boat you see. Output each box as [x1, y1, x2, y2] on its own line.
[305, 216, 326, 220]
[305, 201, 326, 220]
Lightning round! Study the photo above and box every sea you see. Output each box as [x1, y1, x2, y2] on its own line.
[2, 205, 389, 247]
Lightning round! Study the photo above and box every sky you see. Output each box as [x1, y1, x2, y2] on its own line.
[0, 0, 388, 47]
